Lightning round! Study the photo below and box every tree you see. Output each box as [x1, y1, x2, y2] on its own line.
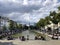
[17, 24, 22, 32]
[45, 16, 51, 25]
[50, 11, 60, 25]
[9, 20, 15, 34]
[57, 13, 60, 22]
[23, 25, 28, 30]
[49, 10, 60, 35]
[2, 25, 7, 31]
[29, 25, 36, 30]
[36, 18, 46, 31]
[58, 6, 60, 11]
[9, 20, 15, 30]
[50, 11, 56, 16]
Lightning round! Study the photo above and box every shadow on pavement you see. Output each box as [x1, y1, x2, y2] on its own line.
[0, 42, 15, 45]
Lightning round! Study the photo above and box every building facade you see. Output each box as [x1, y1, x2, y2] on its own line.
[45, 21, 60, 33]
[0, 16, 9, 31]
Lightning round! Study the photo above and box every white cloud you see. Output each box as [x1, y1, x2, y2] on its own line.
[28, 0, 42, 5]
[0, 0, 60, 24]
[53, 0, 58, 3]
[23, 0, 28, 5]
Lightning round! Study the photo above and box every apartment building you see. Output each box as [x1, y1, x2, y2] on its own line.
[0, 16, 9, 31]
[45, 21, 60, 32]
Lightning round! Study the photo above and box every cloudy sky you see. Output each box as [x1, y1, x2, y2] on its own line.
[0, 0, 60, 25]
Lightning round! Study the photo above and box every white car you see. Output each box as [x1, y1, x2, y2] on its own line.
[52, 34, 58, 40]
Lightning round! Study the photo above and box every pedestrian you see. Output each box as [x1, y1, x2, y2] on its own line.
[21, 36, 25, 41]
[27, 35, 29, 40]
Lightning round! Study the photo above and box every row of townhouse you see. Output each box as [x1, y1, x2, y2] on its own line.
[0, 16, 9, 31]
[45, 21, 60, 32]
[0, 16, 21, 31]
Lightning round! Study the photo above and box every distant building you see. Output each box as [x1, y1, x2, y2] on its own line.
[58, 22, 60, 27]
[45, 21, 60, 31]
[0, 16, 9, 30]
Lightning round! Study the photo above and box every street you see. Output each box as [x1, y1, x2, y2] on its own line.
[0, 39, 60, 45]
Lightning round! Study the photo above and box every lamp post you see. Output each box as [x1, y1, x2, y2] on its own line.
[50, 16, 54, 34]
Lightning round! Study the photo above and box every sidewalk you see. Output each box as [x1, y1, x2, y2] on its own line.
[0, 40, 60, 45]
[48, 35, 60, 38]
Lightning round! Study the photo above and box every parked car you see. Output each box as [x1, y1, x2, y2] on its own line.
[52, 33, 58, 40]
[35, 36, 42, 40]
[7, 36, 13, 40]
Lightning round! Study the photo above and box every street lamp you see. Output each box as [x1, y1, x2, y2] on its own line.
[50, 16, 54, 34]
[28, 22, 30, 30]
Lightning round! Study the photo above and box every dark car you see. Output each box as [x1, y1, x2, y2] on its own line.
[7, 36, 13, 40]
[52, 34, 59, 40]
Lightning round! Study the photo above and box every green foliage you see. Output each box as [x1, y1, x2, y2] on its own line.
[36, 17, 51, 29]
[9, 20, 15, 30]
[50, 11, 60, 24]
[3, 25, 7, 31]
[58, 6, 60, 11]
[45, 16, 51, 25]
[36, 18, 46, 28]
[29, 25, 37, 29]
[9, 20, 22, 31]
[11, 33, 22, 38]
[50, 11, 56, 16]
[57, 13, 60, 22]
[18, 24, 22, 30]
[36, 6, 60, 29]
[23, 25, 28, 30]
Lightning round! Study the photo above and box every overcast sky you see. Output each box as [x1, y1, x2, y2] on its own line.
[0, 0, 60, 25]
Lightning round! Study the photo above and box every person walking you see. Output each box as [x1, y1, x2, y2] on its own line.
[27, 35, 29, 40]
